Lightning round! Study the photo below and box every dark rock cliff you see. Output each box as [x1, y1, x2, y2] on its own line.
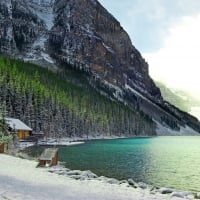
[0, 0, 199, 134]
[0, 0, 160, 97]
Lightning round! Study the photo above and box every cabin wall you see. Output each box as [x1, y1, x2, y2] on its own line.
[0, 143, 4, 153]
[17, 130, 31, 140]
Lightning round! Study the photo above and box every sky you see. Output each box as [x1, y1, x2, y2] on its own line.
[98, 0, 200, 98]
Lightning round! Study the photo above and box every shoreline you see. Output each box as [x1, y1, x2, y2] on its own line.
[0, 154, 195, 200]
[48, 162, 198, 198]
[13, 136, 200, 200]
[9, 146, 200, 200]
[18, 134, 199, 151]
[18, 135, 151, 150]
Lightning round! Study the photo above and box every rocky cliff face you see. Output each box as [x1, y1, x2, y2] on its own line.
[0, 0, 199, 134]
[0, 0, 160, 97]
[51, 0, 161, 98]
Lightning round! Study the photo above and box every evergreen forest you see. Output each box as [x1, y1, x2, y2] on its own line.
[0, 57, 156, 138]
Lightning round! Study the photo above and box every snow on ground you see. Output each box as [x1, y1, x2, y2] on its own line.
[38, 140, 84, 146]
[0, 154, 184, 200]
[18, 136, 128, 150]
[18, 140, 84, 150]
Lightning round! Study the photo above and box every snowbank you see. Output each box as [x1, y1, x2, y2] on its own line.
[18, 140, 85, 150]
[0, 154, 191, 200]
[19, 136, 127, 149]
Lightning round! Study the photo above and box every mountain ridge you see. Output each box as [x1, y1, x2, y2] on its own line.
[0, 0, 200, 135]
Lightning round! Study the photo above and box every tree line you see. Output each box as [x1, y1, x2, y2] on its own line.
[0, 57, 156, 138]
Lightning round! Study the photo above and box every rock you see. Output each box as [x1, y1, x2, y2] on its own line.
[96, 176, 119, 184]
[150, 190, 156, 195]
[66, 170, 82, 176]
[54, 171, 66, 175]
[137, 182, 148, 189]
[158, 187, 174, 194]
[68, 175, 82, 180]
[0, 0, 161, 102]
[196, 192, 200, 199]
[119, 180, 128, 185]
[81, 170, 98, 179]
[105, 178, 120, 185]
[127, 179, 136, 186]
[127, 179, 138, 188]
[119, 182, 129, 188]
[80, 176, 87, 181]
[147, 184, 154, 191]
[187, 194, 194, 200]
[48, 167, 66, 175]
[170, 191, 192, 199]
[49, 166, 70, 172]
[96, 176, 107, 181]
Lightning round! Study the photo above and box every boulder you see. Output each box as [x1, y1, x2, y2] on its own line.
[96, 176, 107, 181]
[137, 182, 148, 189]
[158, 187, 174, 194]
[196, 192, 200, 199]
[127, 178, 136, 186]
[81, 170, 98, 179]
[170, 191, 192, 199]
[105, 178, 120, 185]
[68, 175, 82, 180]
[67, 170, 82, 176]
[119, 180, 128, 185]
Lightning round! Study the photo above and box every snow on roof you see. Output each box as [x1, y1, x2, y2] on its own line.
[6, 118, 32, 131]
[40, 148, 58, 160]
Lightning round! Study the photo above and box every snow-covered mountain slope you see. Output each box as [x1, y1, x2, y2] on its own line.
[0, 0, 199, 135]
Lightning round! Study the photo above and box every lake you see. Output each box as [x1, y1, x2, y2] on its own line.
[58, 137, 200, 192]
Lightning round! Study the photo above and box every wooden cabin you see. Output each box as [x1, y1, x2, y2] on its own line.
[38, 148, 58, 167]
[6, 118, 32, 140]
[0, 143, 4, 153]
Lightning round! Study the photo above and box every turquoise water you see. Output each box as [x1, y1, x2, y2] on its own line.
[59, 137, 200, 192]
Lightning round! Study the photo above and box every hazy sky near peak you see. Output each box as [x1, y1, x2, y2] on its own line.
[99, 0, 200, 53]
[99, 0, 200, 97]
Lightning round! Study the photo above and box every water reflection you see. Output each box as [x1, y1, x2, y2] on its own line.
[27, 137, 200, 192]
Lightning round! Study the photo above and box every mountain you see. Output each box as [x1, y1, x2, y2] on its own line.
[156, 82, 200, 121]
[0, 0, 200, 136]
[156, 82, 190, 113]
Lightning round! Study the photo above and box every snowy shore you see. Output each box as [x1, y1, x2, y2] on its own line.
[0, 154, 197, 200]
[18, 136, 128, 150]
[19, 132, 199, 150]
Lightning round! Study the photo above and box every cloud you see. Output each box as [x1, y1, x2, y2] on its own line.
[144, 14, 200, 97]
[99, 1, 200, 98]
[98, 0, 200, 53]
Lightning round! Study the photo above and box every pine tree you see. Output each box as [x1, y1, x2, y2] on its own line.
[0, 103, 13, 147]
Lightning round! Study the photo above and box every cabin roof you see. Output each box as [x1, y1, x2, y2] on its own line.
[39, 148, 58, 161]
[6, 118, 32, 131]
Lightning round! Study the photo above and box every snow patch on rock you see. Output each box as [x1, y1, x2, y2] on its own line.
[102, 42, 114, 54]
[41, 52, 54, 64]
[29, 0, 55, 30]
